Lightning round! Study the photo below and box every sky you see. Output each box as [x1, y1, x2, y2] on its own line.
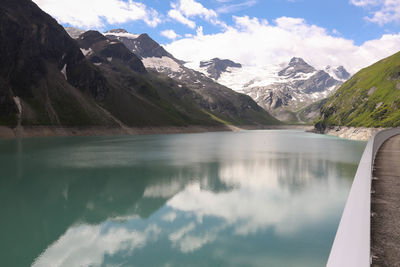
[32, 0, 400, 73]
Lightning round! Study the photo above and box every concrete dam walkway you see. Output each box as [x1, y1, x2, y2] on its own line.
[372, 134, 400, 266]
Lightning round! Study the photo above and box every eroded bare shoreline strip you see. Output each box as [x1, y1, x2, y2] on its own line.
[318, 126, 385, 141]
[0, 125, 313, 139]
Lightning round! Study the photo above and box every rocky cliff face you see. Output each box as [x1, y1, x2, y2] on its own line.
[0, 0, 115, 126]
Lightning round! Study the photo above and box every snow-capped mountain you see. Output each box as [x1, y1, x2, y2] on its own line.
[192, 57, 350, 122]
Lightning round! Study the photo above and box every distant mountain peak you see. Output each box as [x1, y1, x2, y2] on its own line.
[105, 31, 177, 60]
[289, 57, 306, 65]
[200, 58, 242, 80]
[104, 29, 139, 40]
[105, 29, 128, 34]
[78, 30, 107, 49]
[278, 57, 316, 77]
[200, 58, 241, 68]
[138, 33, 150, 38]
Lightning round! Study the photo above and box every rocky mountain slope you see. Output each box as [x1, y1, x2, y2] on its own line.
[193, 57, 350, 122]
[315, 51, 400, 130]
[0, 0, 279, 130]
[102, 29, 279, 126]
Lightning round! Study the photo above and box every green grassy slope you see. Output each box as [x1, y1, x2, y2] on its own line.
[316, 51, 400, 128]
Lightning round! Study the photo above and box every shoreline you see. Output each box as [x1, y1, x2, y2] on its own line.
[0, 124, 313, 139]
[312, 126, 385, 141]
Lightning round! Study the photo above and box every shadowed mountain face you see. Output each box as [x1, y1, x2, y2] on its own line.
[316, 50, 400, 129]
[0, 0, 115, 126]
[78, 31, 146, 74]
[103, 29, 280, 126]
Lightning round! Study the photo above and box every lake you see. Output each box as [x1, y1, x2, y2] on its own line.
[0, 130, 366, 267]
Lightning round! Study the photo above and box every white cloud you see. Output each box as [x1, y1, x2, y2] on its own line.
[169, 222, 196, 242]
[350, 0, 400, 25]
[143, 180, 183, 198]
[168, 9, 197, 29]
[172, 0, 217, 19]
[32, 224, 161, 267]
[217, 0, 258, 14]
[161, 29, 182, 40]
[162, 211, 178, 222]
[174, 230, 219, 253]
[164, 15, 400, 73]
[33, 0, 161, 29]
[168, 0, 226, 29]
[350, 0, 380, 7]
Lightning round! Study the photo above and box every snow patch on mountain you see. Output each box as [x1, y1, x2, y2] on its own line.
[104, 32, 140, 40]
[80, 48, 92, 57]
[64, 27, 85, 39]
[61, 64, 67, 80]
[191, 62, 320, 93]
[13, 96, 22, 114]
[142, 57, 182, 72]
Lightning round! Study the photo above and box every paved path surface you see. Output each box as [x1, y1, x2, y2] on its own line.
[372, 134, 400, 267]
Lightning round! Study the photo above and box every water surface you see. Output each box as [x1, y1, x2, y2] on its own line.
[0, 130, 366, 267]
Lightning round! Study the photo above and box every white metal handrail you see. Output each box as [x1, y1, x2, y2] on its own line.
[326, 128, 400, 267]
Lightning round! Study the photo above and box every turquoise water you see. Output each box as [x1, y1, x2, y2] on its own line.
[0, 130, 366, 267]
